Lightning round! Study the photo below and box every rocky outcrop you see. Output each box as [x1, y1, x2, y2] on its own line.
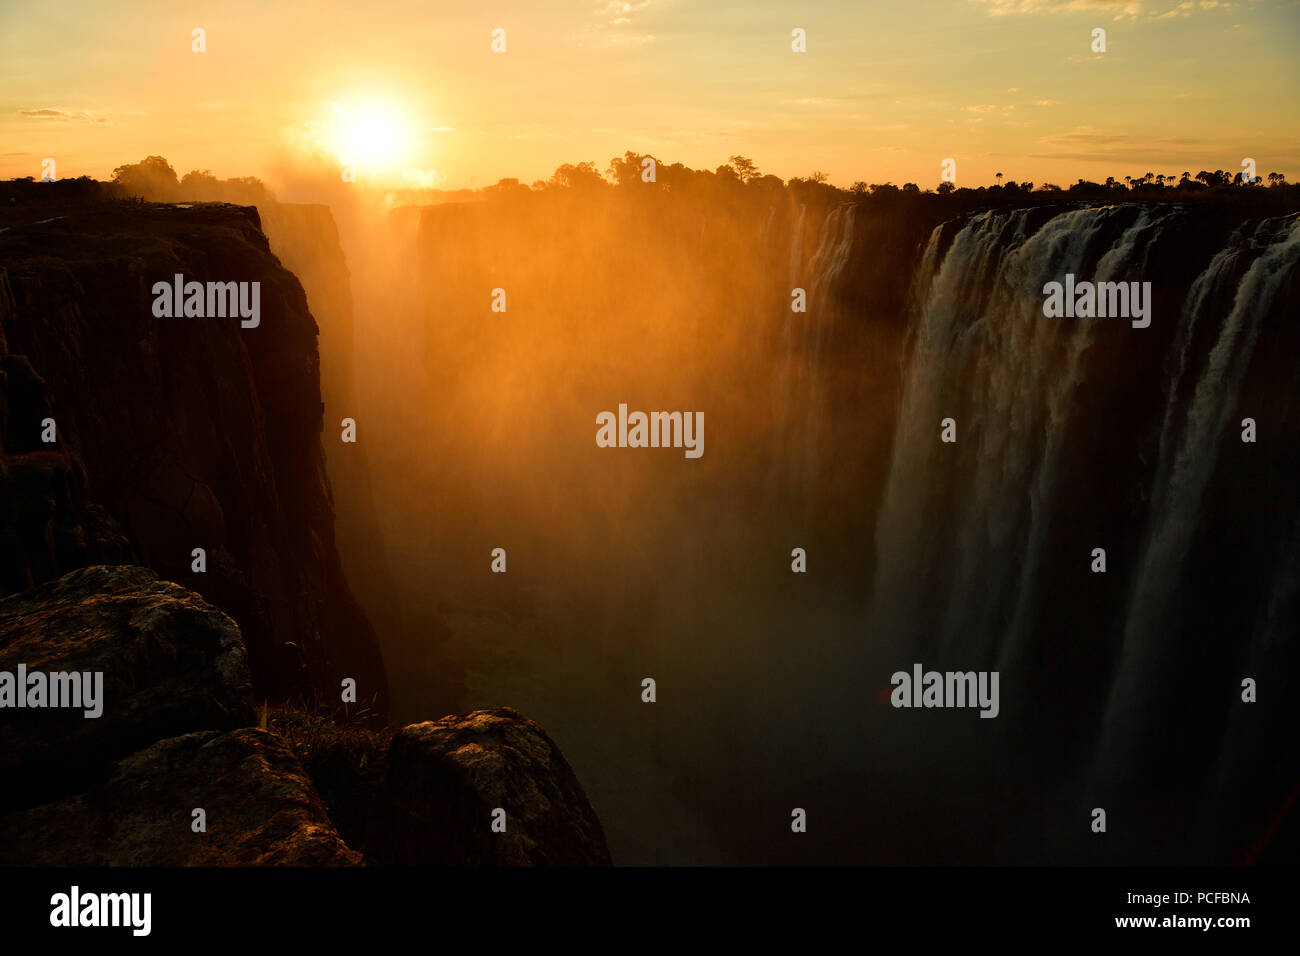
[0, 728, 360, 866]
[0, 564, 608, 866]
[366, 708, 612, 866]
[0, 565, 361, 864]
[0, 187, 386, 707]
[0, 565, 254, 811]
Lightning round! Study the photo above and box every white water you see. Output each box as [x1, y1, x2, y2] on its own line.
[865, 206, 1300, 805]
[869, 206, 1174, 667]
[1097, 215, 1300, 773]
[771, 202, 857, 502]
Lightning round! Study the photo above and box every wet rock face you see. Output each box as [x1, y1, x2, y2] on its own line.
[0, 565, 255, 811]
[0, 197, 386, 708]
[0, 728, 361, 866]
[367, 707, 612, 866]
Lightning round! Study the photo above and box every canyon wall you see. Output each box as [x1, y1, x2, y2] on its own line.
[0, 184, 386, 709]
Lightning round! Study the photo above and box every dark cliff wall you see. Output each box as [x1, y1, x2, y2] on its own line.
[0, 190, 386, 709]
[257, 201, 407, 708]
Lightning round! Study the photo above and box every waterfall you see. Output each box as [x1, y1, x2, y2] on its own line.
[863, 202, 1300, 857]
[868, 205, 1173, 667]
[1096, 214, 1300, 775]
[771, 202, 857, 503]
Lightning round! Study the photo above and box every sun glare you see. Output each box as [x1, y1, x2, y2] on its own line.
[330, 102, 412, 170]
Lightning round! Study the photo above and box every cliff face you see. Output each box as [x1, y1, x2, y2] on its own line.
[256, 202, 410, 707]
[0, 189, 386, 708]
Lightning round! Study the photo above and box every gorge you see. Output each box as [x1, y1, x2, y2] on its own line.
[2, 167, 1296, 867]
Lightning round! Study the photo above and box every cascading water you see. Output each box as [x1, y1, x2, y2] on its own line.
[771, 202, 857, 503]
[1096, 214, 1300, 782]
[863, 203, 1300, 859]
[868, 205, 1174, 668]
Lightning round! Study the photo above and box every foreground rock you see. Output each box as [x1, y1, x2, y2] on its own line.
[0, 565, 254, 810]
[0, 728, 360, 865]
[367, 707, 611, 866]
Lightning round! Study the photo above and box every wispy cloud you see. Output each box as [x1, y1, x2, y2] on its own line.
[18, 108, 113, 124]
[971, 0, 1237, 18]
[579, 0, 655, 47]
[968, 0, 1142, 20]
[1155, 0, 1237, 18]
[594, 0, 653, 20]
[1030, 125, 1246, 163]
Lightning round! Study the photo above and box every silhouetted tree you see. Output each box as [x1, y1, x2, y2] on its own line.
[715, 164, 741, 185]
[111, 155, 181, 200]
[728, 156, 760, 184]
[177, 169, 273, 204]
[482, 177, 531, 199]
[606, 151, 651, 186]
[548, 161, 607, 191]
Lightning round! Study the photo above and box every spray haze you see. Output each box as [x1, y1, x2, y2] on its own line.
[96, 150, 1300, 865]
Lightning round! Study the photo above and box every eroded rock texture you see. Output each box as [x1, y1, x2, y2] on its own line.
[0, 565, 254, 811]
[367, 707, 612, 866]
[0, 728, 360, 866]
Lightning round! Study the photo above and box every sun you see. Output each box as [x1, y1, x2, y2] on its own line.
[330, 102, 412, 170]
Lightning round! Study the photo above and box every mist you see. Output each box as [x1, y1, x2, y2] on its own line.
[251, 157, 903, 864]
[104, 154, 1300, 866]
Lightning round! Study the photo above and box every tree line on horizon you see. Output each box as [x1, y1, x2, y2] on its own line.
[6, 153, 1295, 208]
[517, 151, 1293, 201]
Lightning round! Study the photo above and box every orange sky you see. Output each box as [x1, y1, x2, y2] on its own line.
[2, 0, 1297, 191]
